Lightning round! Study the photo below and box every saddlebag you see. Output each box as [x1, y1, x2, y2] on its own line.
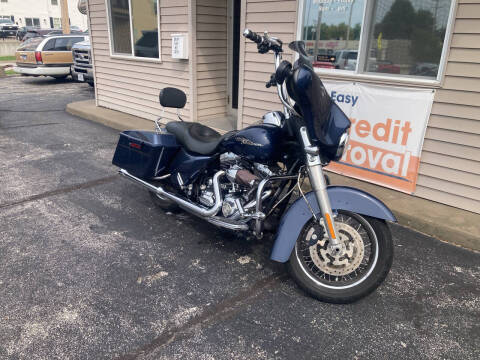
[112, 130, 179, 179]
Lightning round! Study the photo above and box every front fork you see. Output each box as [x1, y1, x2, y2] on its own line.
[299, 127, 342, 251]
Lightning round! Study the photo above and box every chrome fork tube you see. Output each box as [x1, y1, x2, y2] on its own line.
[299, 127, 341, 247]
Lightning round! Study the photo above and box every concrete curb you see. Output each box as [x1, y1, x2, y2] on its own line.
[66, 100, 154, 131]
[66, 100, 480, 251]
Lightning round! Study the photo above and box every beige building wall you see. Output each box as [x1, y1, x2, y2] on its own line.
[238, 0, 480, 214]
[196, 0, 228, 121]
[415, 0, 480, 214]
[238, 0, 298, 127]
[88, 0, 191, 123]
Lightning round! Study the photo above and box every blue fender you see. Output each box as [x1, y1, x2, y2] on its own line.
[270, 186, 397, 263]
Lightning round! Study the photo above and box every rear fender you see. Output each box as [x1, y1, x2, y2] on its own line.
[270, 186, 396, 263]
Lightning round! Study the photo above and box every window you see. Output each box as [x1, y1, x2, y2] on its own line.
[300, 0, 455, 82]
[53, 17, 62, 29]
[43, 39, 56, 51]
[107, 0, 161, 60]
[52, 37, 85, 51]
[25, 18, 40, 28]
[51, 0, 58, 5]
[17, 37, 43, 51]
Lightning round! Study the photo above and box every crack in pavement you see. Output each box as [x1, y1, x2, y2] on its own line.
[115, 273, 288, 360]
[0, 109, 66, 113]
[0, 175, 118, 210]
[0, 122, 62, 129]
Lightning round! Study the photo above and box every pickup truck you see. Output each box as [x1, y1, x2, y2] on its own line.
[71, 39, 94, 86]
[0, 19, 18, 38]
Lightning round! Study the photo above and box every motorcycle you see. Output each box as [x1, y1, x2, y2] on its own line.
[112, 29, 395, 303]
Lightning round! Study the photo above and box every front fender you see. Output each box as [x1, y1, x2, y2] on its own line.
[270, 186, 397, 263]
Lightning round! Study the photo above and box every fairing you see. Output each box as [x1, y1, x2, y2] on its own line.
[286, 41, 351, 161]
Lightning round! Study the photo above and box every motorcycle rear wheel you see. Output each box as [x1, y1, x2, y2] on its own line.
[287, 210, 393, 304]
[149, 191, 180, 213]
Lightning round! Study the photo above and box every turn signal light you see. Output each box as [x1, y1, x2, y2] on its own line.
[35, 51, 42, 64]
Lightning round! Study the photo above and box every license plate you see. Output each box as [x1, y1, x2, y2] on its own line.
[21, 55, 27, 60]
[78, 73, 84, 82]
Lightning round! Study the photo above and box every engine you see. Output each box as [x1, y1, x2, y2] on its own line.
[198, 152, 276, 220]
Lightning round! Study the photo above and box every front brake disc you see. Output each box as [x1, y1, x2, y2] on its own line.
[307, 222, 365, 276]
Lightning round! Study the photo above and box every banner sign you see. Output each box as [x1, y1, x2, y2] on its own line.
[323, 80, 434, 194]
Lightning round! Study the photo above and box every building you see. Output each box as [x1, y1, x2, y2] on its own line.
[84, 0, 480, 215]
[0, 0, 88, 30]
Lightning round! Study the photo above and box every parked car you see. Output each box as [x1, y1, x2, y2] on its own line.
[313, 61, 336, 69]
[20, 28, 58, 42]
[16, 26, 38, 41]
[71, 39, 94, 86]
[334, 50, 358, 70]
[46, 29, 85, 36]
[368, 60, 401, 74]
[13, 34, 88, 79]
[0, 19, 18, 38]
[410, 62, 438, 77]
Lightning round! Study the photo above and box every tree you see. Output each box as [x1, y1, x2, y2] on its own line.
[375, 0, 416, 39]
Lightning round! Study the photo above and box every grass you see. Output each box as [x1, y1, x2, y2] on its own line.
[5, 69, 16, 76]
[0, 56, 15, 61]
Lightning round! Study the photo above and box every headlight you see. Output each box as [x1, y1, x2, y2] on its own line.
[334, 132, 349, 161]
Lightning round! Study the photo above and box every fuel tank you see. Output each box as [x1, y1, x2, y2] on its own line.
[221, 124, 282, 163]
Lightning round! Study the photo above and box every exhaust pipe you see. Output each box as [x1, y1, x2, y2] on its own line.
[119, 169, 225, 217]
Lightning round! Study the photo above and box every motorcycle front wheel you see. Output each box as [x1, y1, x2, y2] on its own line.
[287, 210, 393, 304]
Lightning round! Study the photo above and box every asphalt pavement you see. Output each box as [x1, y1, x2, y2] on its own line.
[0, 76, 479, 360]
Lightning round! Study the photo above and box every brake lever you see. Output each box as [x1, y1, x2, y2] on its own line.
[265, 73, 277, 88]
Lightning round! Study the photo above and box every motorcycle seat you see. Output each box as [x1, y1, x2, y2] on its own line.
[166, 121, 230, 155]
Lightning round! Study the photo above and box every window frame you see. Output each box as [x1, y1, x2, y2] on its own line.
[296, 0, 457, 87]
[105, 0, 162, 63]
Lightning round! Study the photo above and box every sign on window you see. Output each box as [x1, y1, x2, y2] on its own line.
[324, 80, 434, 193]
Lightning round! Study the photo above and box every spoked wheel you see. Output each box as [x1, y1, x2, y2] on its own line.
[287, 210, 393, 303]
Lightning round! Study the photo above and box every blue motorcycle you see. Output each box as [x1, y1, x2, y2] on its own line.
[112, 29, 396, 303]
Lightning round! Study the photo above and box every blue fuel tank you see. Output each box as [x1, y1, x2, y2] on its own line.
[221, 124, 282, 163]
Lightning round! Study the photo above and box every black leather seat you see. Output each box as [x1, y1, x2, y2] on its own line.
[166, 121, 228, 155]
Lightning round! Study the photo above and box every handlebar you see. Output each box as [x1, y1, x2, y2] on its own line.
[243, 28, 282, 54]
[242, 28, 298, 118]
[243, 29, 263, 44]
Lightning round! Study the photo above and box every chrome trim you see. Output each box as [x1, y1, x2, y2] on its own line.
[254, 175, 299, 238]
[262, 111, 284, 127]
[334, 132, 349, 161]
[119, 169, 225, 217]
[206, 216, 249, 231]
[299, 126, 341, 248]
[274, 53, 299, 118]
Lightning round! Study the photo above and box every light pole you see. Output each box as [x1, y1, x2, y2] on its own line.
[346, 0, 356, 49]
[60, 0, 71, 34]
[313, 9, 323, 60]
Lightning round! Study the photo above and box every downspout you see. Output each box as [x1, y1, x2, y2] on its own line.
[236, 0, 247, 130]
[189, 0, 197, 122]
[83, 0, 98, 107]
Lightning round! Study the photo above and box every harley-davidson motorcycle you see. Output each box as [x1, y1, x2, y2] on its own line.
[112, 29, 396, 303]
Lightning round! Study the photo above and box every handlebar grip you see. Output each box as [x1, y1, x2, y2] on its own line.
[243, 28, 263, 44]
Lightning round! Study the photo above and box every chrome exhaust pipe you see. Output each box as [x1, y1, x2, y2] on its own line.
[119, 169, 225, 217]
